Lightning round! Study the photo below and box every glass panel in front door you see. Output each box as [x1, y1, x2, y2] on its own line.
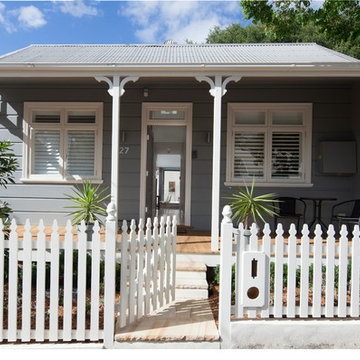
[145, 125, 186, 224]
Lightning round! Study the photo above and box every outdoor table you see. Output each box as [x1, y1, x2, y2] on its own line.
[300, 197, 337, 232]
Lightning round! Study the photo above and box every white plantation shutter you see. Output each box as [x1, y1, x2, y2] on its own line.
[233, 132, 265, 178]
[271, 132, 302, 179]
[32, 130, 60, 175]
[66, 131, 95, 176]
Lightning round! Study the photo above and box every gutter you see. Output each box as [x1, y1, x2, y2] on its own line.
[0, 62, 360, 78]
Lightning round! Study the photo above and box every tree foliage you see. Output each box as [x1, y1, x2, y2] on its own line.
[0, 140, 18, 189]
[207, 1, 360, 59]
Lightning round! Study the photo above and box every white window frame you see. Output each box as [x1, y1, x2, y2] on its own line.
[22, 102, 103, 183]
[226, 103, 313, 187]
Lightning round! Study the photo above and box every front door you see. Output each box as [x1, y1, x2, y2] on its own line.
[140, 103, 192, 226]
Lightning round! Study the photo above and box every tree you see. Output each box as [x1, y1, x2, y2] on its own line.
[241, 0, 360, 42]
[207, 23, 270, 44]
[0, 140, 18, 189]
[206, 1, 360, 59]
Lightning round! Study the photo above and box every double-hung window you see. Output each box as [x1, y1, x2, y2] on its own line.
[226, 103, 312, 187]
[23, 102, 103, 183]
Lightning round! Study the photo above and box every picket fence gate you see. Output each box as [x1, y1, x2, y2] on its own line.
[0, 211, 177, 347]
[219, 205, 360, 347]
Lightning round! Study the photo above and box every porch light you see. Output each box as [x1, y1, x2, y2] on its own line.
[143, 88, 149, 97]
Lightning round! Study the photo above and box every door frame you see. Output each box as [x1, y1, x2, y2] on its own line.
[139, 103, 193, 226]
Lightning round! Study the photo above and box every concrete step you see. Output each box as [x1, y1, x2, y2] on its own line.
[176, 261, 207, 272]
[176, 277, 208, 290]
[175, 288, 209, 300]
[176, 270, 206, 280]
[175, 275, 209, 300]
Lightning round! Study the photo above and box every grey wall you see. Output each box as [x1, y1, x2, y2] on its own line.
[0, 78, 359, 230]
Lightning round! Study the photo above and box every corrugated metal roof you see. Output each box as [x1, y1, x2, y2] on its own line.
[0, 43, 358, 65]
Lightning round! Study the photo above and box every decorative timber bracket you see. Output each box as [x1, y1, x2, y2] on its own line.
[95, 75, 139, 97]
[195, 75, 242, 251]
[195, 75, 242, 97]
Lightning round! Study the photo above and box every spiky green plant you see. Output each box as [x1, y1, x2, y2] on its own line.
[225, 178, 278, 229]
[65, 181, 110, 226]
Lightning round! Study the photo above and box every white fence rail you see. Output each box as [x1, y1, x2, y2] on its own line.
[219, 205, 360, 347]
[0, 213, 177, 345]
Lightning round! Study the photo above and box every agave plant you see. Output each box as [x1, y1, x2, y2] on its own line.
[65, 181, 110, 226]
[225, 178, 279, 229]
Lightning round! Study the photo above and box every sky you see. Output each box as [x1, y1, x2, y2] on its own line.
[0, 0, 248, 56]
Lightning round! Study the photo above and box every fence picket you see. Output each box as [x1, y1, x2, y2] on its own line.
[171, 216, 177, 301]
[8, 219, 18, 342]
[49, 220, 60, 342]
[129, 220, 137, 323]
[287, 224, 297, 318]
[312, 225, 323, 318]
[274, 224, 284, 318]
[325, 225, 335, 318]
[21, 219, 32, 342]
[261, 224, 271, 319]
[299, 225, 310, 317]
[76, 221, 87, 341]
[145, 218, 152, 315]
[35, 220, 46, 342]
[350, 225, 360, 317]
[119, 220, 129, 328]
[338, 225, 348, 317]
[90, 222, 101, 341]
[165, 217, 172, 304]
[137, 219, 145, 319]
[0, 220, 3, 342]
[63, 220, 74, 341]
[235, 224, 245, 318]
[152, 217, 159, 311]
[159, 217, 165, 308]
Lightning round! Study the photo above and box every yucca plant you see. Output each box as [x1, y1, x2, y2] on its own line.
[225, 178, 279, 229]
[65, 181, 110, 226]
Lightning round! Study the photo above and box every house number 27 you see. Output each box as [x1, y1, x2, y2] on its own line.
[119, 147, 129, 155]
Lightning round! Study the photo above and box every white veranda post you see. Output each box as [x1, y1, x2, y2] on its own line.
[95, 75, 139, 221]
[196, 75, 241, 251]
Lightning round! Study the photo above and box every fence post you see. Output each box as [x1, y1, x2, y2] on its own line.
[104, 202, 117, 348]
[219, 205, 233, 349]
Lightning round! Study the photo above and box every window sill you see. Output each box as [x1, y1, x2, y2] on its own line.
[224, 181, 313, 188]
[20, 178, 104, 184]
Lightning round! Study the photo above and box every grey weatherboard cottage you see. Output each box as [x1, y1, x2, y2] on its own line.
[0, 43, 360, 250]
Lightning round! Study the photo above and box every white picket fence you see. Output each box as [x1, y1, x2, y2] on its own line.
[219, 205, 360, 347]
[0, 212, 177, 345]
[118, 216, 177, 329]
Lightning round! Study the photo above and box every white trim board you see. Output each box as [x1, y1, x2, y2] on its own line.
[139, 103, 193, 226]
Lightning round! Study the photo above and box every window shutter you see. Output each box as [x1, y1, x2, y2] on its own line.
[32, 130, 60, 174]
[66, 131, 95, 176]
[271, 132, 302, 179]
[233, 132, 265, 178]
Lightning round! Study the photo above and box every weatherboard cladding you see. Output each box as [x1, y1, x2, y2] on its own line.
[0, 43, 358, 65]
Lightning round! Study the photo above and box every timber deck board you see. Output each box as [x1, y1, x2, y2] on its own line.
[114, 298, 219, 342]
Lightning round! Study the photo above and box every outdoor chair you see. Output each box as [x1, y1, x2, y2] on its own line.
[331, 199, 360, 228]
[273, 197, 307, 232]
